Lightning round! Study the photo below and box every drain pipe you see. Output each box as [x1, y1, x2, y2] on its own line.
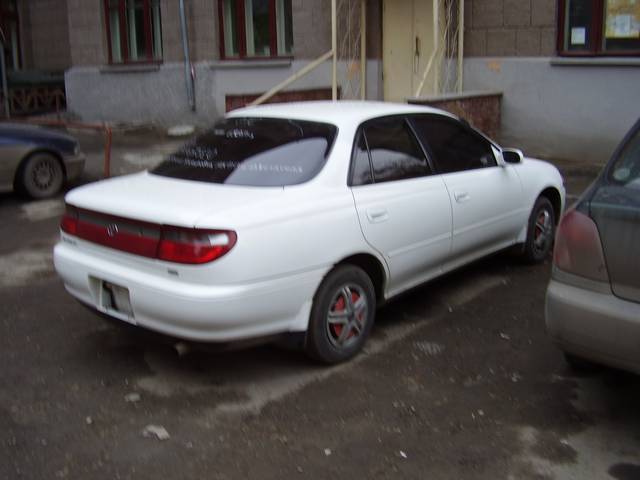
[179, 0, 196, 111]
[0, 28, 10, 118]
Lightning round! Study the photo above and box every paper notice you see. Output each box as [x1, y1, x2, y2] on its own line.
[571, 27, 587, 45]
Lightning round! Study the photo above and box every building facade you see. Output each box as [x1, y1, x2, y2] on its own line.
[7, 0, 640, 162]
[463, 0, 640, 162]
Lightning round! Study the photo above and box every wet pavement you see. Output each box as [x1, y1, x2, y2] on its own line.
[1, 131, 638, 480]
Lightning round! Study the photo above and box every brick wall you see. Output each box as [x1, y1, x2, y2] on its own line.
[67, 0, 107, 66]
[20, 0, 71, 71]
[464, 0, 557, 57]
[409, 92, 503, 140]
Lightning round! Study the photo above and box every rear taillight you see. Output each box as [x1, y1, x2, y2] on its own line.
[60, 205, 79, 235]
[60, 204, 236, 265]
[157, 228, 237, 264]
[553, 208, 609, 282]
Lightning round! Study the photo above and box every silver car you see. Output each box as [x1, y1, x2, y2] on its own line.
[0, 123, 85, 199]
[546, 119, 640, 374]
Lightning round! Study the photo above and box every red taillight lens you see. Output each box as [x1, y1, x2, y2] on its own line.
[60, 205, 79, 235]
[553, 208, 609, 282]
[157, 228, 237, 264]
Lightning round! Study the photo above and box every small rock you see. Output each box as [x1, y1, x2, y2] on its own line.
[499, 332, 511, 340]
[477, 409, 485, 417]
[399, 451, 407, 459]
[324, 448, 332, 456]
[142, 425, 170, 441]
[124, 392, 141, 403]
[296, 466, 303, 473]
[85, 416, 93, 425]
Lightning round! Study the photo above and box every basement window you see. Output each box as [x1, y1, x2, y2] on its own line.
[558, 0, 640, 56]
[219, 0, 294, 59]
[104, 0, 163, 64]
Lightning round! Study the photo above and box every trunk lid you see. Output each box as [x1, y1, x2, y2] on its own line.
[65, 171, 284, 228]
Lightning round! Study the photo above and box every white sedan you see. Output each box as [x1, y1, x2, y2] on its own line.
[54, 101, 564, 363]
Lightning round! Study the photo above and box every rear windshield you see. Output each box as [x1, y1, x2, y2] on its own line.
[152, 117, 337, 186]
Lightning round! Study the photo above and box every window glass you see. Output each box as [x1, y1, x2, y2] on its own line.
[127, 0, 147, 61]
[245, 0, 271, 56]
[610, 127, 640, 189]
[223, 0, 240, 57]
[565, 0, 595, 51]
[351, 132, 373, 186]
[276, 0, 293, 55]
[410, 116, 496, 174]
[603, 0, 640, 52]
[222, 0, 293, 58]
[105, 0, 163, 63]
[362, 118, 429, 183]
[153, 118, 337, 186]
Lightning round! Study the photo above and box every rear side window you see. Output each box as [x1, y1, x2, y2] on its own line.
[351, 132, 373, 185]
[609, 126, 640, 189]
[152, 118, 337, 186]
[358, 117, 430, 184]
[410, 115, 496, 173]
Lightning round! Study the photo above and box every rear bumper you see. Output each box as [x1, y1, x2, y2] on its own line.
[545, 278, 640, 374]
[54, 240, 325, 342]
[63, 152, 85, 182]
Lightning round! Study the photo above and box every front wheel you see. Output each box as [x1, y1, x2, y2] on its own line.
[18, 153, 65, 199]
[305, 265, 376, 364]
[523, 196, 556, 264]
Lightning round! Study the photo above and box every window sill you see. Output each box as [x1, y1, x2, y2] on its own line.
[100, 63, 162, 74]
[210, 58, 292, 70]
[550, 57, 640, 67]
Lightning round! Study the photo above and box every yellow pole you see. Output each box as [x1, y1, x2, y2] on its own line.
[360, 0, 366, 100]
[332, 0, 338, 100]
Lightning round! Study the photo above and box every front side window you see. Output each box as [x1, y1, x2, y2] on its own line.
[559, 0, 640, 55]
[359, 117, 430, 184]
[220, 0, 293, 58]
[410, 115, 496, 174]
[104, 0, 163, 64]
[152, 117, 337, 186]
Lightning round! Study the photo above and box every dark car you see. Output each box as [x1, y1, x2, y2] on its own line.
[546, 118, 640, 374]
[0, 123, 85, 199]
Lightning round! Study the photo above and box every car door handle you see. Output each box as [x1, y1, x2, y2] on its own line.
[366, 208, 389, 223]
[454, 191, 470, 203]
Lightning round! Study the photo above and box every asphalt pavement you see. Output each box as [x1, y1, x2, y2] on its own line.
[1, 131, 638, 480]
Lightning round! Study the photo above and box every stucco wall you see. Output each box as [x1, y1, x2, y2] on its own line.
[463, 57, 640, 162]
[65, 59, 382, 126]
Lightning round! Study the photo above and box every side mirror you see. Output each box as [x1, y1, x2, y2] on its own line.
[502, 148, 524, 164]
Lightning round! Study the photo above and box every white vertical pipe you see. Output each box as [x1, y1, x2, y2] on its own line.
[360, 0, 366, 100]
[458, 0, 464, 93]
[433, 0, 439, 95]
[332, 0, 338, 100]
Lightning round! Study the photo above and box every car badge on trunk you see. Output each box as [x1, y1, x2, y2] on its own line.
[107, 224, 119, 237]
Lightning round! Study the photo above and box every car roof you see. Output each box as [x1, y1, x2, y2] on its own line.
[227, 100, 456, 128]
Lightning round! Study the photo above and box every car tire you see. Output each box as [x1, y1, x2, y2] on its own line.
[564, 353, 598, 372]
[305, 265, 376, 364]
[18, 152, 65, 199]
[523, 196, 556, 264]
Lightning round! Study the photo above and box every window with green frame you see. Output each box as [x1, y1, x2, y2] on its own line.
[104, 0, 163, 63]
[219, 0, 293, 59]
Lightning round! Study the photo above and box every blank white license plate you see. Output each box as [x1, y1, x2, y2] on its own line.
[101, 281, 134, 321]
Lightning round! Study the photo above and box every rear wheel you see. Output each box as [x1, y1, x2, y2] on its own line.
[18, 152, 65, 199]
[305, 265, 375, 364]
[523, 196, 556, 263]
